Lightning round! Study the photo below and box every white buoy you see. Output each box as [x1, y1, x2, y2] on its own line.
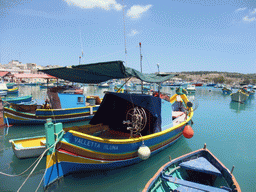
[138, 145, 151, 160]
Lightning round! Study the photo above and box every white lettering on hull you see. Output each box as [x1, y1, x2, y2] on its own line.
[74, 137, 119, 151]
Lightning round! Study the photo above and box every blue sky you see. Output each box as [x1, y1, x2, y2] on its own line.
[1, 0, 255, 73]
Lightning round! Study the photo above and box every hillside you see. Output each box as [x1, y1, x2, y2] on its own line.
[176, 71, 256, 85]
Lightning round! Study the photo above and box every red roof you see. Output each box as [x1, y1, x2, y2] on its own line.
[0, 71, 11, 77]
[13, 74, 57, 79]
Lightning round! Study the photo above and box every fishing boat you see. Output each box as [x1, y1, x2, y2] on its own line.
[7, 87, 19, 94]
[143, 144, 241, 192]
[207, 83, 217, 87]
[6, 82, 16, 89]
[38, 60, 194, 188]
[192, 82, 203, 87]
[222, 87, 232, 95]
[3, 87, 100, 125]
[230, 88, 249, 103]
[186, 84, 196, 93]
[2, 95, 32, 104]
[9, 136, 46, 159]
[10, 100, 39, 113]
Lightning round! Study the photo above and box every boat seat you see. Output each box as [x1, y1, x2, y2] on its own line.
[174, 185, 203, 192]
[162, 175, 231, 192]
[179, 157, 222, 177]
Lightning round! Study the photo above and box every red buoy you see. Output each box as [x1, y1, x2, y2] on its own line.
[183, 125, 194, 139]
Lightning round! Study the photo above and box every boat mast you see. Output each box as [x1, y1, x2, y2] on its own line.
[139, 42, 143, 94]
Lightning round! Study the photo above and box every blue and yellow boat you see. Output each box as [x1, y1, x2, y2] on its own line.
[143, 144, 241, 192]
[7, 87, 19, 94]
[39, 61, 194, 188]
[3, 88, 100, 124]
[2, 95, 32, 104]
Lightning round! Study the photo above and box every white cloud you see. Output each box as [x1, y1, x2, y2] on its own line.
[243, 16, 255, 22]
[128, 29, 139, 36]
[126, 5, 152, 19]
[65, 0, 122, 11]
[235, 7, 246, 12]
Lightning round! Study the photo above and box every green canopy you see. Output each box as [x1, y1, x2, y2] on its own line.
[39, 60, 176, 84]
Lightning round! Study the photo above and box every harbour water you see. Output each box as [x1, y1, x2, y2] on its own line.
[0, 85, 255, 192]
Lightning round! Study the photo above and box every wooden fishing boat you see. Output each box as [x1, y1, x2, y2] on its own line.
[9, 136, 46, 159]
[186, 84, 196, 93]
[2, 95, 32, 104]
[10, 101, 39, 113]
[3, 89, 100, 124]
[143, 144, 241, 192]
[222, 87, 232, 95]
[230, 88, 249, 103]
[6, 82, 16, 89]
[7, 87, 19, 94]
[192, 82, 203, 87]
[39, 60, 195, 188]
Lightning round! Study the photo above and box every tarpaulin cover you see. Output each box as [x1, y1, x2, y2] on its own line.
[39, 60, 175, 84]
[89, 92, 161, 134]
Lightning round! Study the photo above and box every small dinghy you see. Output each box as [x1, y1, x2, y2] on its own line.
[143, 144, 241, 192]
[9, 136, 46, 159]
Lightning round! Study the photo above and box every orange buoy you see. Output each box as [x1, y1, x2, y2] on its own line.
[183, 125, 194, 139]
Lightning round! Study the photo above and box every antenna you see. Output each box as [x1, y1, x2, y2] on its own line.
[122, 1, 127, 66]
[79, 29, 84, 64]
[139, 42, 143, 94]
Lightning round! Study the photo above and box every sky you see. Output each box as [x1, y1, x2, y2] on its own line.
[0, 0, 256, 74]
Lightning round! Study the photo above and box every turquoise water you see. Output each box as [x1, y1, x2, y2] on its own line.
[0, 86, 255, 191]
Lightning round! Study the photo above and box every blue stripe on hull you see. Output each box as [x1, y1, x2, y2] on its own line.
[36, 106, 99, 116]
[64, 126, 183, 154]
[4, 116, 94, 125]
[44, 134, 182, 188]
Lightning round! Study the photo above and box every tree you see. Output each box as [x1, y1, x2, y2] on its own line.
[213, 76, 225, 84]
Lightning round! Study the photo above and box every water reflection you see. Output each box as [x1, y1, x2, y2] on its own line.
[229, 101, 247, 113]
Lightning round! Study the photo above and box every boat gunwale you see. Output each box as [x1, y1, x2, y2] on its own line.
[4, 106, 98, 118]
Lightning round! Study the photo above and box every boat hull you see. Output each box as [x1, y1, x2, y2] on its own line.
[231, 91, 248, 103]
[143, 148, 241, 192]
[44, 124, 187, 187]
[4, 105, 99, 124]
[2, 95, 32, 104]
[9, 136, 46, 159]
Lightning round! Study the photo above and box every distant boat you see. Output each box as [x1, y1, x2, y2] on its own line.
[98, 82, 109, 88]
[206, 83, 217, 87]
[192, 82, 203, 87]
[230, 89, 249, 103]
[143, 144, 241, 192]
[3, 87, 100, 125]
[222, 87, 232, 95]
[6, 82, 16, 89]
[7, 87, 19, 94]
[2, 95, 32, 104]
[186, 84, 196, 93]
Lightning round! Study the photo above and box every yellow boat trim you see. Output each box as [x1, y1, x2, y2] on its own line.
[4, 107, 97, 118]
[36, 105, 99, 112]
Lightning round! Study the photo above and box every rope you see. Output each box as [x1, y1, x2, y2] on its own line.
[0, 129, 64, 191]
[0, 145, 49, 177]
[17, 130, 64, 191]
